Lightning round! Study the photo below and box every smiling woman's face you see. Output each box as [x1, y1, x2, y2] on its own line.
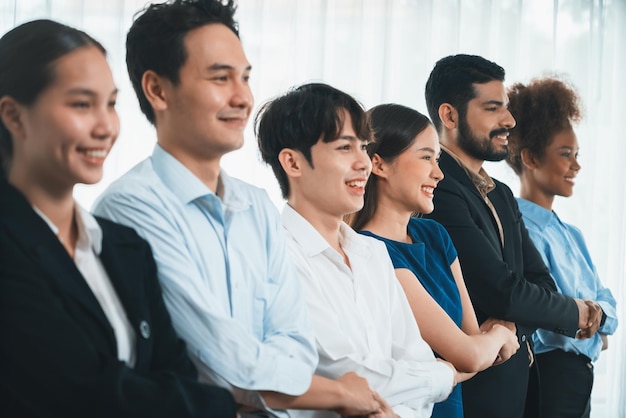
[12, 45, 118, 191]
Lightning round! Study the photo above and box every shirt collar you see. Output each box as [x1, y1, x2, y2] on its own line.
[516, 198, 559, 229]
[442, 144, 495, 196]
[33, 203, 103, 255]
[282, 204, 329, 257]
[281, 204, 372, 259]
[151, 144, 250, 211]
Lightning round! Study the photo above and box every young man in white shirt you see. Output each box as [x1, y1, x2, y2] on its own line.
[255, 83, 461, 418]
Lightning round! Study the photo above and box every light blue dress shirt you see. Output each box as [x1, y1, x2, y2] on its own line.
[93, 145, 318, 412]
[516, 198, 618, 362]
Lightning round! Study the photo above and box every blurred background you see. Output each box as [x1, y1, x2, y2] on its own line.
[1, 1, 624, 415]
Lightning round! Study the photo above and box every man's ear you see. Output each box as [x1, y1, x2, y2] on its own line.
[371, 153, 387, 177]
[520, 148, 539, 171]
[142, 70, 169, 112]
[278, 148, 303, 178]
[0, 96, 25, 140]
[438, 103, 459, 130]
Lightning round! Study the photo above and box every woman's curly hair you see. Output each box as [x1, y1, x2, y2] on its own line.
[506, 75, 583, 175]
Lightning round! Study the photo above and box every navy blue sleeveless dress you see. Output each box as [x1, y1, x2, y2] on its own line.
[360, 218, 463, 418]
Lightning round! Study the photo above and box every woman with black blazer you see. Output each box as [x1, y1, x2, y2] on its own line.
[0, 19, 236, 418]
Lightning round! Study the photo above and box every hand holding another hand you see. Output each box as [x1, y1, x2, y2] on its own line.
[335, 372, 380, 416]
[491, 324, 520, 365]
[575, 299, 603, 339]
[479, 317, 516, 334]
[359, 393, 398, 418]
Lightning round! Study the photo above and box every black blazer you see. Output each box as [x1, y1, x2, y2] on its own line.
[0, 181, 236, 418]
[424, 151, 579, 418]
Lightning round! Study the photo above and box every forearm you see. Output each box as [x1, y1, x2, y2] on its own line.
[260, 373, 381, 416]
[486, 273, 579, 336]
[455, 371, 477, 384]
[260, 375, 346, 410]
[162, 286, 316, 394]
[458, 330, 513, 372]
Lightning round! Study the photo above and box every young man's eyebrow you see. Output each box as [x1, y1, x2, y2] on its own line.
[207, 63, 252, 72]
[336, 135, 363, 141]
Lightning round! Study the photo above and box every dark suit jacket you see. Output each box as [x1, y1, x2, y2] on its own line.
[0, 181, 236, 418]
[424, 151, 579, 418]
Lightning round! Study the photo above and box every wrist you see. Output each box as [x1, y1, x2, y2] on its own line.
[600, 309, 607, 327]
[333, 380, 349, 410]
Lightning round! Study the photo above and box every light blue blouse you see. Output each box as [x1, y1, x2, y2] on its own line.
[517, 198, 618, 362]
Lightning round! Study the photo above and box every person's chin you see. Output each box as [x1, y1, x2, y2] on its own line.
[76, 173, 103, 186]
[420, 202, 435, 215]
[218, 137, 245, 155]
[345, 199, 364, 215]
[485, 151, 508, 162]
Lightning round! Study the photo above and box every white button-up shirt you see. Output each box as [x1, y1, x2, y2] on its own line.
[34, 204, 136, 366]
[282, 205, 454, 418]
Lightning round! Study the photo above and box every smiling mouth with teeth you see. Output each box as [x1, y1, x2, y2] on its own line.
[81, 149, 108, 158]
[346, 180, 366, 188]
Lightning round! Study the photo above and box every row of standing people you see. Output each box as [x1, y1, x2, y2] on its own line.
[0, 0, 617, 417]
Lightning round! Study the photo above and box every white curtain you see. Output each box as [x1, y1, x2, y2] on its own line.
[2, 1, 624, 416]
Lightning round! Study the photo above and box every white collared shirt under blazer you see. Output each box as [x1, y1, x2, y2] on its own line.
[282, 205, 454, 418]
[34, 203, 136, 366]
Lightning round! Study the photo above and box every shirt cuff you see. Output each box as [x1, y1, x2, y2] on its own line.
[197, 348, 315, 396]
[597, 301, 618, 334]
[431, 360, 456, 403]
[392, 404, 419, 418]
[233, 388, 289, 418]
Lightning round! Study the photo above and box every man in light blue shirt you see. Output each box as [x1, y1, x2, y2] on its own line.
[94, 0, 380, 416]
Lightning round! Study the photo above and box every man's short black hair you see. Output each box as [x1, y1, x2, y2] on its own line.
[425, 54, 505, 133]
[126, 0, 238, 124]
[255, 83, 369, 199]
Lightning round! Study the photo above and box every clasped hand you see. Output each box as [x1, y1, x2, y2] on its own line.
[575, 299, 603, 339]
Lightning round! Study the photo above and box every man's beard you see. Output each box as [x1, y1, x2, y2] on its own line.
[457, 115, 509, 162]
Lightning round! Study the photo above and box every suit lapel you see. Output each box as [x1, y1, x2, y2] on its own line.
[487, 182, 517, 259]
[439, 151, 504, 254]
[440, 151, 485, 201]
[98, 223, 144, 326]
[98, 219, 152, 368]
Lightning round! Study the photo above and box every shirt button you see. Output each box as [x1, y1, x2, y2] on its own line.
[139, 321, 151, 339]
[521, 335, 526, 342]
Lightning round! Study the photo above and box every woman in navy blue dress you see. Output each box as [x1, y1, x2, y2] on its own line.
[349, 104, 519, 418]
